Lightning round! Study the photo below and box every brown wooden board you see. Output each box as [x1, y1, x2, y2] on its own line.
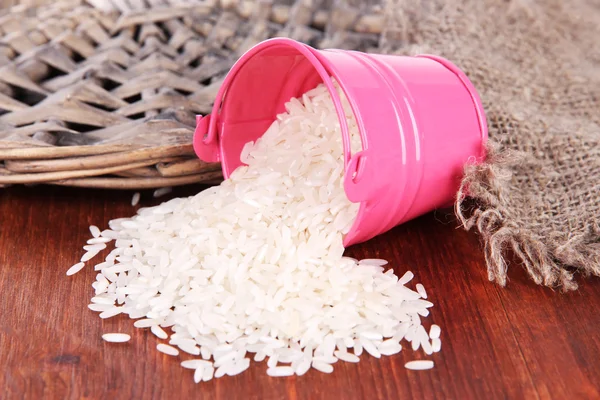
[1, 185, 599, 399]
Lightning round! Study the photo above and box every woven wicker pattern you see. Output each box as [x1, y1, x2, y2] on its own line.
[0, 0, 384, 188]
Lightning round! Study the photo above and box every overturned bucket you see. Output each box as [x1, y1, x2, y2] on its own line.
[193, 38, 487, 247]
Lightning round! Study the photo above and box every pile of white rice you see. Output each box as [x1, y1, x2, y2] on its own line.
[69, 82, 441, 382]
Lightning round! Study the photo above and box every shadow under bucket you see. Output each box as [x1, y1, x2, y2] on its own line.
[194, 38, 487, 247]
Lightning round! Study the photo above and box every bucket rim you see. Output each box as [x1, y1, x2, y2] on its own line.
[200, 37, 355, 175]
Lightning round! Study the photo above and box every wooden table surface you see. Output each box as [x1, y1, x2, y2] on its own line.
[1, 185, 599, 400]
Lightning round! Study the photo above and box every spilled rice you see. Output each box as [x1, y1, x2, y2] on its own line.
[69, 82, 441, 382]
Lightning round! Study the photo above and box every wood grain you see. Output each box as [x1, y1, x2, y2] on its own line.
[0, 185, 598, 400]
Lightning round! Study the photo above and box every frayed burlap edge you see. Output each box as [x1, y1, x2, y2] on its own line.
[455, 143, 600, 291]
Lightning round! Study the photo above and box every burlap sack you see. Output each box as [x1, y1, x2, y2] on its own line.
[381, 0, 600, 289]
[2, 0, 598, 289]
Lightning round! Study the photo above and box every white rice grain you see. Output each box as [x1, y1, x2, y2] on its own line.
[358, 259, 388, 266]
[295, 359, 312, 376]
[181, 359, 212, 369]
[87, 237, 112, 245]
[334, 351, 359, 363]
[214, 363, 230, 378]
[99, 307, 122, 319]
[353, 342, 363, 356]
[201, 346, 212, 360]
[313, 355, 338, 364]
[202, 366, 215, 381]
[90, 296, 115, 305]
[179, 343, 201, 356]
[429, 324, 441, 340]
[266, 354, 279, 368]
[360, 338, 381, 359]
[360, 331, 383, 341]
[193, 366, 204, 383]
[227, 358, 251, 376]
[131, 192, 141, 206]
[411, 338, 421, 351]
[84, 243, 106, 252]
[399, 271, 414, 285]
[157, 343, 179, 356]
[81, 250, 101, 262]
[100, 230, 120, 239]
[89, 225, 101, 238]
[416, 283, 427, 299]
[102, 333, 130, 343]
[66, 262, 85, 276]
[422, 339, 434, 355]
[153, 187, 172, 198]
[133, 319, 156, 328]
[405, 360, 434, 370]
[312, 361, 334, 374]
[378, 340, 402, 356]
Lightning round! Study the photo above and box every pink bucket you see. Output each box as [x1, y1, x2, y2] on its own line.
[194, 38, 487, 247]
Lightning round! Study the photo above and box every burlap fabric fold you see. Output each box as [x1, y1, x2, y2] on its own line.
[381, 0, 600, 289]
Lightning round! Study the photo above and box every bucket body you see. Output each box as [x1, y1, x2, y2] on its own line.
[194, 38, 487, 247]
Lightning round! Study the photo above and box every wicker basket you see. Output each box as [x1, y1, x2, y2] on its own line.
[0, 0, 386, 189]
